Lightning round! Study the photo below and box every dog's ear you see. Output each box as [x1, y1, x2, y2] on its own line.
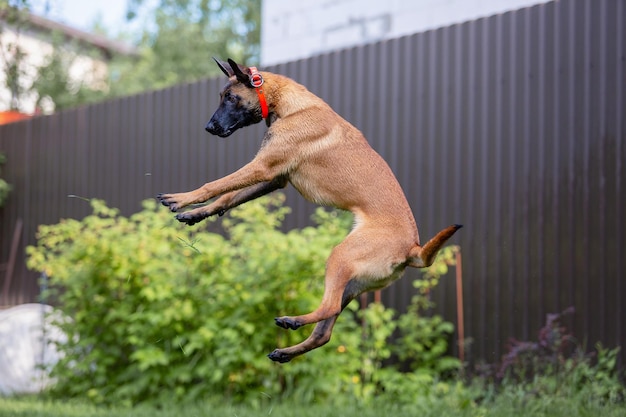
[227, 58, 252, 85]
[213, 57, 234, 77]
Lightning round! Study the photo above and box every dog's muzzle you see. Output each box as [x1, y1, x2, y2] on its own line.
[205, 120, 218, 134]
[205, 120, 231, 137]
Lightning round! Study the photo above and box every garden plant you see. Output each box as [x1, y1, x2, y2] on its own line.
[27, 194, 460, 406]
[23, 193, 625, 415]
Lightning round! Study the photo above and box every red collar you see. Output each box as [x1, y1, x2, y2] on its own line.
[249, 67, 269, 119]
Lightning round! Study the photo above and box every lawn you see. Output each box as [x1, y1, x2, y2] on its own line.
[2, 393, 625, 417]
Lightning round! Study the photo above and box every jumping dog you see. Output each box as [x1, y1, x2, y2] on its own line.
[158, 58, 461, 363]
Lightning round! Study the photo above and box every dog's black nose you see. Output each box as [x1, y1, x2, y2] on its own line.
[205, 118, 232, 137]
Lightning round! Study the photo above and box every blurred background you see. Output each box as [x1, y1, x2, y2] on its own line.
[0, 0, 624, 401]
[1, 0, 552, 115]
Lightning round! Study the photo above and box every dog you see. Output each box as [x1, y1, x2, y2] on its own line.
[158, 58, 461, 363]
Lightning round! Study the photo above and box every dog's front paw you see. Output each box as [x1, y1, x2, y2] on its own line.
[274, 316, 302, 330]
[157, 193, 183, 212]
[175, 211, 208, 226]
[267, 349, 293, 363]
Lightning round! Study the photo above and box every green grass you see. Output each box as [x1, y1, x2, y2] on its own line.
[1, 393, 625, 417]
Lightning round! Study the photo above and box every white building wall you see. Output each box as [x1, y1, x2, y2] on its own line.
[261, 0, 554, 66]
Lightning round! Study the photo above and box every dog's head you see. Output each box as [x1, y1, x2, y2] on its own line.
[205, 58, 267, 137]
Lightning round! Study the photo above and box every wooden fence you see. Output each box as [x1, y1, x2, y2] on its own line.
[1, 0, 624, 364]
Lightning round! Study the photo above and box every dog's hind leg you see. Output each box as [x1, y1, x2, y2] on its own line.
[269, 278, 363, 362]
[274, 227, 407, 330]
[269, 285, 362, 363]
[274, 246, 355, 330]
[268, 315, 339, 363]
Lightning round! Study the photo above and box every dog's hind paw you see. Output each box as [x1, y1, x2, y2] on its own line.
[267, 349, 293, 363]
[274, 317, 302, 330]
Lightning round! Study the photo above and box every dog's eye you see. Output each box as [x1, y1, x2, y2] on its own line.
[225, 94, 237, 104]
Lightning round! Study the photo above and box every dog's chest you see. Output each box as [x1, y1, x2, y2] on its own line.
[288, 172, 336, 207]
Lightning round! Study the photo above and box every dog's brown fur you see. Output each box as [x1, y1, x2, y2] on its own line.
[158, 58, 461, 363]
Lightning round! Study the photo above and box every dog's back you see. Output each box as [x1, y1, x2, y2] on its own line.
[259, 72, 421, 246]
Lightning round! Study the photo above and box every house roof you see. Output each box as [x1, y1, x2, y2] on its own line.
[1, 11, 139, 59]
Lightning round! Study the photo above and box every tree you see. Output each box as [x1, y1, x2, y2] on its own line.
[1, 1, 109, 112]
[1, 0, 261, 111]
[30, 31, 108, 111]
[107, 0, 260, 97]
[0, 0, 32, 111]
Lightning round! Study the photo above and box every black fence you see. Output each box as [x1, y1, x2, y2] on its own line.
[1, 0, 624, 364]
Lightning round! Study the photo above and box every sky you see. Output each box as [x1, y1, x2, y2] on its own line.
[30, 0, 149, 37]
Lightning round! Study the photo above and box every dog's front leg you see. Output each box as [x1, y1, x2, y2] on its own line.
[175, 176, 288, 226]
[158, 158, 279, 212]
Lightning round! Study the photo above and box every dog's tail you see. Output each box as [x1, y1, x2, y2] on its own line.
[407, 224, 462, 268]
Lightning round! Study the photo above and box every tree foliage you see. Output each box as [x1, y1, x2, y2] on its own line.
[0, 0, 32, 111]
[107, 0, 261, 98]
[0, 0, 261, 111]
[31, 32, 108, 111]
[1, 1, 110, 112]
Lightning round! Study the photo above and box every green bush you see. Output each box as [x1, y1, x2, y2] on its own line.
[395, 245, 461, 376]
[469, 307, 626, 409]
[471, 345, 626, 412]
[27, 194, 460, 406]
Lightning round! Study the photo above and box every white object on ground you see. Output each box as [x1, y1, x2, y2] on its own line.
[0, 303, 67, 395]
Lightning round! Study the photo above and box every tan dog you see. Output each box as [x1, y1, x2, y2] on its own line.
[158, 58, 461, 362]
